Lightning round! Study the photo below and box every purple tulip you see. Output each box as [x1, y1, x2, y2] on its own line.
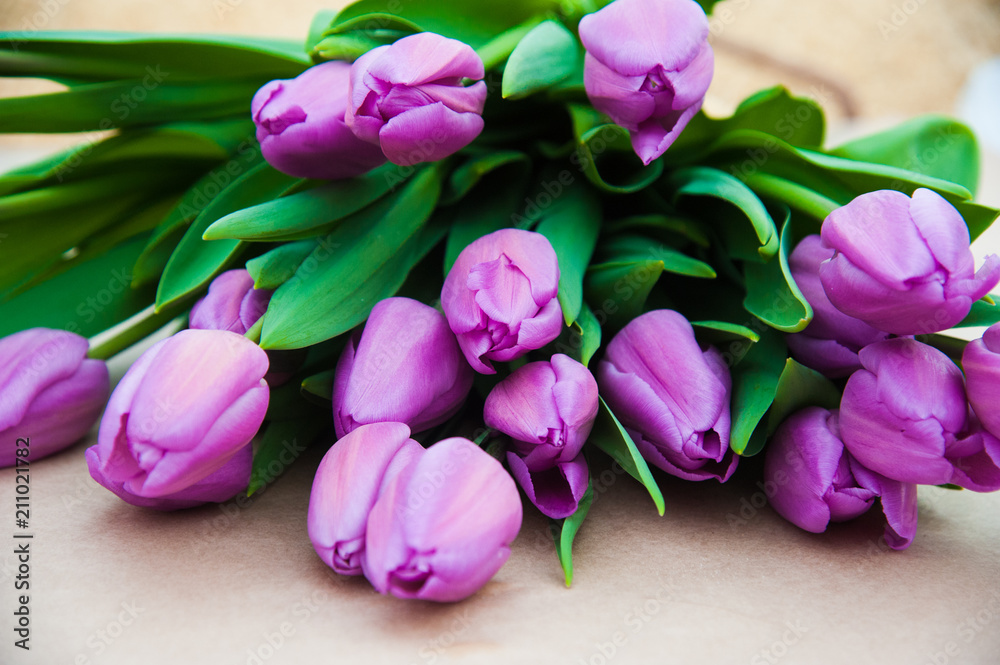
[0, 328, 109, 467]
[252, 60, 387, 180]
[764, 407, 917, 550]
[819, 188, 1000, 335]
[963, 323, 1000, 439]
[308, 422, 424, 575]
[363, 437, 522, 602]
[786, 235, 894, 377]
[333, 298, 474, 438]
[840, 338, 1000, 490]
[87, 329, 269, 498]
[441, 229, 562, 374]
[345, 32, 488, 166]
[85, 444, 253, 510]
[483, 354, 597, 518]
[597, 309, 738, 482]
[578, 0, 714, 165]
[190, 269, 271, 336]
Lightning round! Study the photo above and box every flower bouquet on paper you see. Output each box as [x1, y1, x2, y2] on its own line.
[3, 0, 1000, 602]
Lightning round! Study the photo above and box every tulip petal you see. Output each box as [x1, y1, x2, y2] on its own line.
[378, 101, 484, 165]
[507, 451, 589, 519]
[364, 33, 485, 87]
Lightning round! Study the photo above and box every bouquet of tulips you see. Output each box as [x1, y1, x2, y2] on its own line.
[3, 0, 1000, 602]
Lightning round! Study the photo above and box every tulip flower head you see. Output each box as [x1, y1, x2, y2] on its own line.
[333, 297, 474, 438]
[840, 338, 1000, 491]
[88, 329, 269, 498]
[308, 422, 424, 575]
[0, 328, 109, 467]
[786, 235, 894, 377]
[484, 354, 598, 518]
[765, 407, 917, 550]
[363, 437, 522, 602]
[86, 444, 253, 510]
[441, 229, 563, 374]
[252, 60, 387, 179]
[189, 269, 271, 336]
[579, 0, 714, 165]
[597, 309, 737, 482]
[819, 188, 1000, 335]
[346, 32, 488, 166]
[962, 323, 1000, 439]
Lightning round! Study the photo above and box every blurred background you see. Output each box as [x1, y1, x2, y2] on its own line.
[1, 0, 999, 195]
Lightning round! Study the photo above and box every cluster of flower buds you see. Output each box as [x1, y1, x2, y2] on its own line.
[769, 188, 1000, 546]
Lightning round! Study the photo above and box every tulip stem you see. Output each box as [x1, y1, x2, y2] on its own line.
[742, 173, 841, 220]
[87, 305, 187, 361]
[476, 19, 543, 72]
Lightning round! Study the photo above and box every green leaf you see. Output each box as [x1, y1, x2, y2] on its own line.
[502, 20, 580, 100]
[585, 259, 663, 330]
[536, 184, 601, 324]
[728, 330, 788, 455]
[0, 79, 263, 133]
[260, 165, 445, 350]
[301, 369, 337, 404]
[442, 150, 529, 205]
[691, 320, 761, 344]
[665, 165, 779, 261]
[575, 121, 664, 194]
[742, 210, 812, 332]
[328, 0, 565, 48]
[0, 31, 309, 81]
[597, 235, 716, 278]
[245, 240, 318, 291]
[155, 163, 300, 310]
[588, 397, 665, 516]
[829, 115, 979, 196]
[247, 417, 329, 496]
[765, 358, 842, 435]
[204, 163, 404, 241]
[603, 213, 710, 248]
[0, 234, 154, 338]
[956, 299, 1000, 328]
[552, 301, 602, 367]
[551, 476, 594, 587]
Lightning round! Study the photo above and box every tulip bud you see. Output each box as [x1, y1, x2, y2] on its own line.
[363, 437, 522, 602]
[441, 229, 562, 374]
[579, 0, 714, 165]
[819, 188, 1000, 335]
[483, 354, 597, 518]
[0, 328, 109, 467]
[333, 297, 474, 438]
[785, 235, 894, 377]
[189, 269, 271, 336]
[189, 269, 303, 386]
[307, 422, 424, 575]
[962, 323, 1000, 438]
[85, 444, 253, 510]
[88, 329, 269, 498]
[252, 60, 387, 180]
[596, 309, 737, 482]
[764, 407, 917, 550]
[840, 338, 1000, 490]
[346, 32, 488, 166]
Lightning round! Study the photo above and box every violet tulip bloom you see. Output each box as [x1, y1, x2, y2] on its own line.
[579, 0, 714, 165]
[963, 323, 1000, 438]
[87, 329, 269, 498]
[189, 269, 271, 335]
[441, 229, 562, 374]
[85, 444, 253, 510]
[346, 32, 487, 166]
[840, 338, 1000, 490]
[308, 422, 424, 575]
[765, 407, 917, 550]
[819, 188, 1000, 335]
[333, 298, 474, 438]
[597, 309, 737, 482]
[252, 60, 387, 179]
[1, 328, 109, 467]
[484, 354, 597, 518]
[363, 437, 522, 602]
[786, 235, 894, 377]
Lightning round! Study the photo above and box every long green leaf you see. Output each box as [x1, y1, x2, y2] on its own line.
[502, 20, 580, 100]
[536, 183, 601, 324]
[588, 398, 665, 516]
[742, 211, 812, 332]
[551, 476, 594, 587]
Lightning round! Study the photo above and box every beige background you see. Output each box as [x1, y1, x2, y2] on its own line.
[2, 1, 1000, 664]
